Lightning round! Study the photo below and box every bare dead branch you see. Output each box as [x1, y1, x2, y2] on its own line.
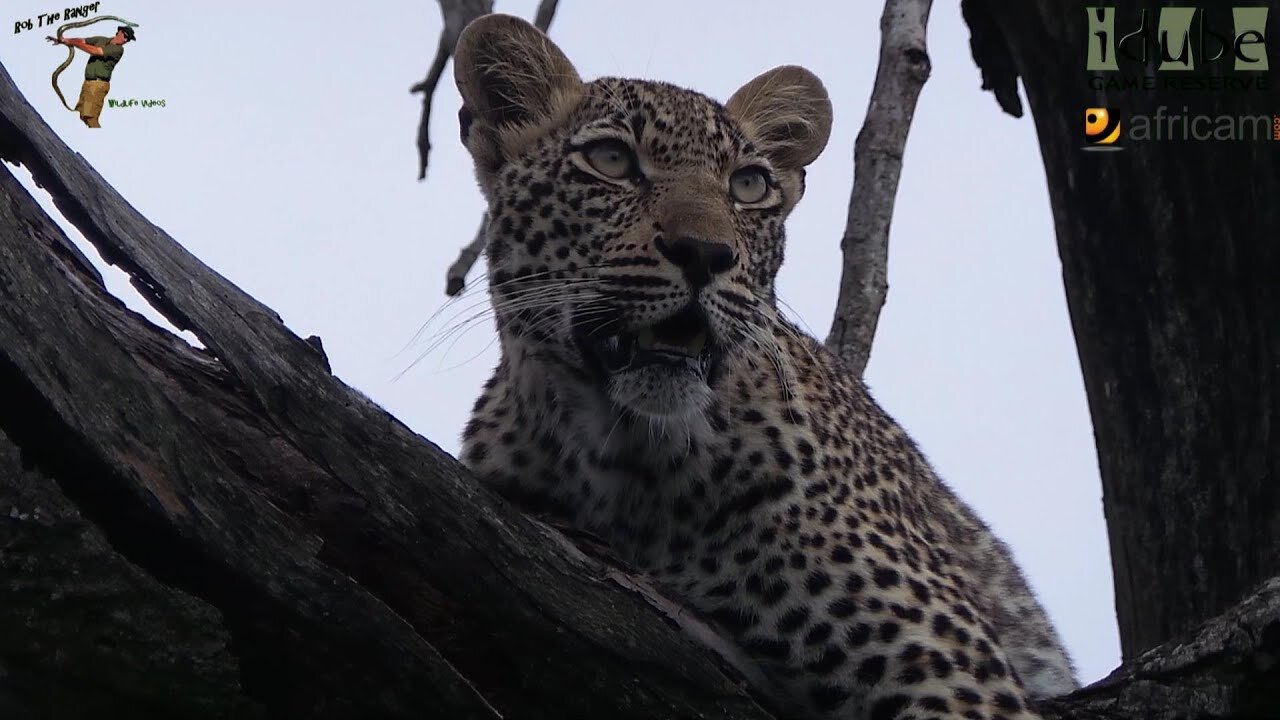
[825, 0, 934, 375]
[446, 214, 487, 296]
[532, 0, 560, 31]
[413, 0, 493, 181]
[412, 36, 451, 180]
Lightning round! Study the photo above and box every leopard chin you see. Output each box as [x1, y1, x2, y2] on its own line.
[573, 304, 723, 418]
[604, 363, 716, 419]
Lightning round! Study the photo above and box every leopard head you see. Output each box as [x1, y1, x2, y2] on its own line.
[454, 14, 831, 420]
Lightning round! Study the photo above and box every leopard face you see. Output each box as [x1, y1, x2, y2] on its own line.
[454, 15, 831, 420]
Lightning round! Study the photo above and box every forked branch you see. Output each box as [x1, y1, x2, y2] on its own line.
[412, 0, 494, 181]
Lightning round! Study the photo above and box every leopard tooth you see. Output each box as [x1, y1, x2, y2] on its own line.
[636, 327, 657, 350]
[604, 335, 620, 352]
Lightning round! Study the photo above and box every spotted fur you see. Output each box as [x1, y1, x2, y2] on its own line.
[452, 14, 1078, 719]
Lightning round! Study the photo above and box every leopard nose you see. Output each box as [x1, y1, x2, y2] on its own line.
[655, 235, 737, 288]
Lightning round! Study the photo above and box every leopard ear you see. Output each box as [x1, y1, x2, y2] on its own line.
[454, 14, 583, 170]
[726, 65, 832, 168]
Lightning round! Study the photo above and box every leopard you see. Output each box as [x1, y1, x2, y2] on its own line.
[451, 13, 1079, 720]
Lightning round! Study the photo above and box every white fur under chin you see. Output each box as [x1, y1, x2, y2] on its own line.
[605, 366, 714, 420]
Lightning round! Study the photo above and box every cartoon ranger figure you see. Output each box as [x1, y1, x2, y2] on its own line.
[45, 25, 135, 128]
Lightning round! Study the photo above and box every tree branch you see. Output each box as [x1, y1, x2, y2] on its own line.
[0, 156, 503, 720]
[1037, 578, 1280, 720]
[824, 0, 933, 375]
[412, 0, 493, 181]
[446, 214, 488, 296]
[531, 0, 560, 32]
[411, 35, 451, 181]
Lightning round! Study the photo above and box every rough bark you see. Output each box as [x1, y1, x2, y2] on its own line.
[0, 426, 260, 719]
[962, 0, 1280, 659]
[825, 0, 933, 375]
[1035, 577, 1280, 720]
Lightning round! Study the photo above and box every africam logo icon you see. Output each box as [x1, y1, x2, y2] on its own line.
[1084, 108, 1124, 151]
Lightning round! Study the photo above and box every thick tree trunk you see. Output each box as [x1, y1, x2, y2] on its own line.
[962, 0, 1280, 660]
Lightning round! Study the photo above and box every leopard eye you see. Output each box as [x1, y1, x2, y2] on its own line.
[583, 139, 636, 179]
[730, 166, 771, 204]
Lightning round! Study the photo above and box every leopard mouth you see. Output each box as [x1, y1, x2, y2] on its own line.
[575, 304, 718, 382]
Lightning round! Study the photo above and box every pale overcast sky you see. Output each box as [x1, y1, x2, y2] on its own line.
[2, 0, 1120, 684]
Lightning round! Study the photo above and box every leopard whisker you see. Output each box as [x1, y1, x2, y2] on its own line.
[406, 275, 608, 352]
[417, 292, 606, 363]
